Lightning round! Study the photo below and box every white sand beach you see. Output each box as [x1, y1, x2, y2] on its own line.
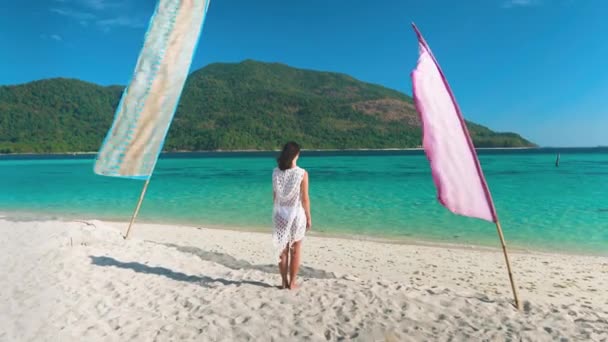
[0, 218, 606, 341]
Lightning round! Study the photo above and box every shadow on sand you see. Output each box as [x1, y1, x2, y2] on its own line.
[157, 242, 336, 280]
[90, 255, 275, 288]
[90, 242, 335, 289]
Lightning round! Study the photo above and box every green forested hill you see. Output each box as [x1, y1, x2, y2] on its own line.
[0, 60, 534, 153]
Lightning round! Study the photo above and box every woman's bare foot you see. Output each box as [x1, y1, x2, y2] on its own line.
[280, 280, 289, 289]
[288, 282, 298, 290]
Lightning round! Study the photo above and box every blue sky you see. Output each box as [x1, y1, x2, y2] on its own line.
[0, 0, 606, 147]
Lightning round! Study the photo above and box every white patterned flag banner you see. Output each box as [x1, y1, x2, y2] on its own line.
[95, 0, 211, 179]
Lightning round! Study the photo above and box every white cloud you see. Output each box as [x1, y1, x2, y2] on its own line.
[81, 0, 119, 10]
[50, 8, 96, 20]
[51, 4, 144, 31]
[40, 34, 64, 42]
[53, 0, 120, 10]
[51, 0, 143, 32]
[502, 0, 541, 8]
[96, 16, 146, 30]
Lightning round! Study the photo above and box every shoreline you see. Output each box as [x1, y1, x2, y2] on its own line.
[1, 211, 604, 258]
[117, 218, 607, 258]
[83, 219, 608, 258]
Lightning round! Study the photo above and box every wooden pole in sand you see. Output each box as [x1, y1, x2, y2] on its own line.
[494, 221, 521, 310]
[123, 179, 151, 239]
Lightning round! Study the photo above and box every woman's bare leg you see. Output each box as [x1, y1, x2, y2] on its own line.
[279, 246, 289, 289]
[289, 241, 302, 290]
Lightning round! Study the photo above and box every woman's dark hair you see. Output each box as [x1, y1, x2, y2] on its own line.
[277, 142, 301, 170]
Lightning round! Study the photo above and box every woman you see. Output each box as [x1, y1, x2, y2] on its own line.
[272, 142, 311, 290]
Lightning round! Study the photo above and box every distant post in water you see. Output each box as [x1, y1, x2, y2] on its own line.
[94, 0, 212, 239]
[410, 23, 521, 309]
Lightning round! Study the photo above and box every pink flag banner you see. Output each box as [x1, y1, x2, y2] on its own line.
[410, 24, 497, 223]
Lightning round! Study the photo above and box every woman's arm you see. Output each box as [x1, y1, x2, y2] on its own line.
[272, 171, 276, 204]
[300, 171, 311, 230]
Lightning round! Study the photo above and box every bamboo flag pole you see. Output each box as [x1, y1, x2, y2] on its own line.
[123, 179, 151, 239]
[494, 221, 521, 310]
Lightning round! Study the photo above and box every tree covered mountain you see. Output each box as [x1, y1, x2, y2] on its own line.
[0, 60, 534, 153]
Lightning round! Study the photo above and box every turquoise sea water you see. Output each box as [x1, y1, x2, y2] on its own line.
[0, 149, 606, 255]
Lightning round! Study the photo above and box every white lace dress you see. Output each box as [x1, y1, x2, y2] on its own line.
[272, 166, 307, 262]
